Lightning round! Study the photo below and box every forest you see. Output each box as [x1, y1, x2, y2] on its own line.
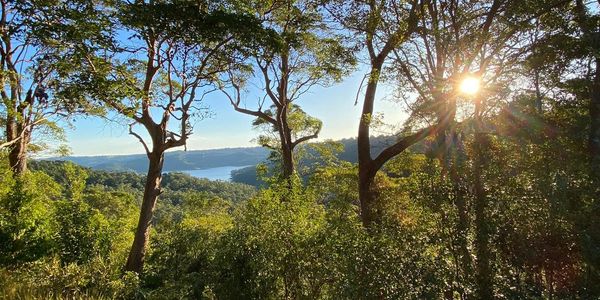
[1, 0, 599, 299]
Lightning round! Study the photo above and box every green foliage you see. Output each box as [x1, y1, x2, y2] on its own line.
[0, 170, 60, 265]
[142, 193, 234, 299]
[54, 199, 111, 265]
[211, 182, 327, 299]
[0, 257, 140, 300]
[253, 104, 323, 149]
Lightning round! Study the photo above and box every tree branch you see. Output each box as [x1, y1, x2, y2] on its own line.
[372, 123, 441, 172]
[129, 123, 151, 158]
[292, 128, 320, 148]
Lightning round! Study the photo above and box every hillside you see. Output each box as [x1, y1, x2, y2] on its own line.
[48, 136, 425, 186]
[53, 147, 271, 173]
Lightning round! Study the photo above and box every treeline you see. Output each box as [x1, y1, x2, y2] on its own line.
[1, 0, 600, 299]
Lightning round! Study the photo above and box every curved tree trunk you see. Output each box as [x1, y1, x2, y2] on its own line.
[124, 151, 164, 273]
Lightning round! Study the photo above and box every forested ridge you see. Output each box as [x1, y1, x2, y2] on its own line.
[50, 135, 398, 176]
[1, 0, 600, 299]
[54, 147, 271, 173]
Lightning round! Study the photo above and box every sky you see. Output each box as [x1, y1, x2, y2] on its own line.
[64, 70, 408, 156]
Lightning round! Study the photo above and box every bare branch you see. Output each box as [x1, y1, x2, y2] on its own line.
[129, 123, 151, 157]
[292, 128, 320, 148]
[372, 123, 441, 172]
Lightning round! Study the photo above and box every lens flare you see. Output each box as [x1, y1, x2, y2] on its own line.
[459, 77, 480, 95]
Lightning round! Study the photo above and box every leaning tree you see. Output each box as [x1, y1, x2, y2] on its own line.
[325, 0, 441, 227]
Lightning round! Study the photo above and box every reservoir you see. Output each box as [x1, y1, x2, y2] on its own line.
[176, 165, 251, 181]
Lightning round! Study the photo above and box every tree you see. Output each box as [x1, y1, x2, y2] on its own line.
[80, 0, 265, 273]
[220, 0, 354, 181]
[0, 0, 109, 176]
[526, 0, 600, 293]
[393, 0, 577, 296]
[572, 0, 600, 178]
[325, 0, 447, 226]
[390, 0, 527, 296]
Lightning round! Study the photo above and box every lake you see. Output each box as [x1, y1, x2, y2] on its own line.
[175, 165, 251, 181]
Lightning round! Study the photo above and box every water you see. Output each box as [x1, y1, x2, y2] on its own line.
[177, 165, 251, 181]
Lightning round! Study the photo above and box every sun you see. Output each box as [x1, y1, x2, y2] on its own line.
[459, 76, 481, 95]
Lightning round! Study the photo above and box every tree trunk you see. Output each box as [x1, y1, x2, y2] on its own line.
[358, 164, 377, 227]
[357, 63, 380, 227]
[6, 117, 28, 176]
[589, 58, 600, 179]
[575, 0, 600, 179]
[124, 151, 164, 273]
[451, 164, 473, 286]
[447, 131, 474, 284]
[281, 141, 295, 180]
[277, 102, 296, 185]
[8, 139, 27, 176]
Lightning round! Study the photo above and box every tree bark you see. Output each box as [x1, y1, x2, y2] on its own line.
[124, 150, 164, 273]
[8, 139, 27, 176]
[358, 163, 377, 227]
[281, 141, 295, 180]
[278, 103, 295, 181]
[6, 117, 28, 176]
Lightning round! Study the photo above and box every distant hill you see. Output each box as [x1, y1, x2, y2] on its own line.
[230, 135, 424, 185]
[52, 147, 270, 173]
[48, 136, 425, 185]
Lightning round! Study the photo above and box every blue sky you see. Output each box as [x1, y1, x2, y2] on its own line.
[65, 70, 407, 156]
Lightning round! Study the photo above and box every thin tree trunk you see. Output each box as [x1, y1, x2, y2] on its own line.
[124, 151, 164, 273]
[589, 58, 600, 179]
[534, 68, 544, 114]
